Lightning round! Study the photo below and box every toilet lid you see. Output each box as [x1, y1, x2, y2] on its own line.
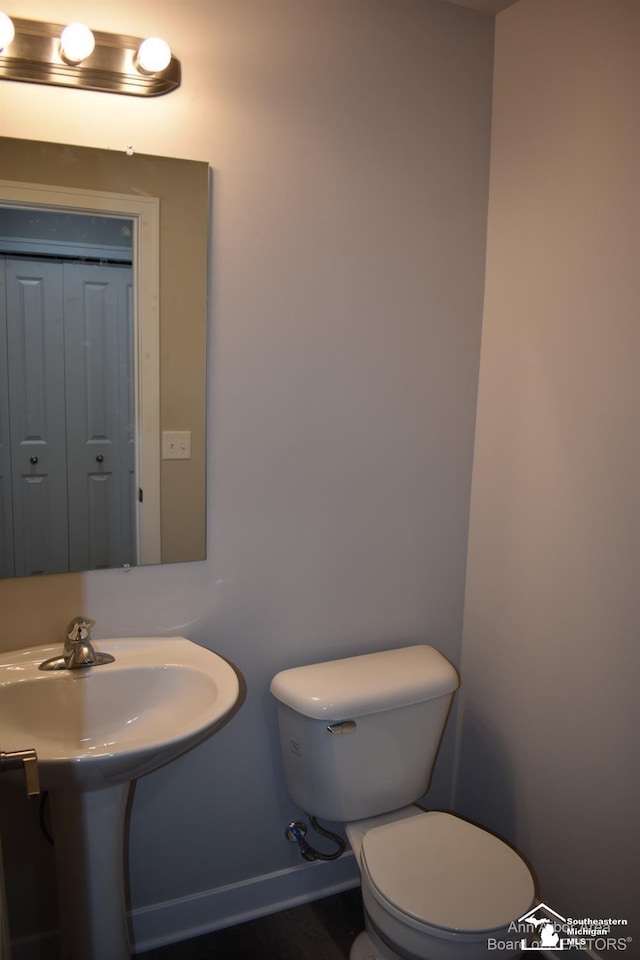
[361, 812, 534, 934]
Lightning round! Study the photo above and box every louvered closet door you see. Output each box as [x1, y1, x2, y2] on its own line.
[118, 271, 136, 566]
[4, 257, 69, 576]
[64, 261, 134, 571]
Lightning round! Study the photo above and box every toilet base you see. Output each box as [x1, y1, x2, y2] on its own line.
[350, 928, 398, 960]
[351, 914, 526, 960]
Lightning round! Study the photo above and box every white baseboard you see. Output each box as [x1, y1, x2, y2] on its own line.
[11, 852, 361, 960]
[133, 850, 360, 953]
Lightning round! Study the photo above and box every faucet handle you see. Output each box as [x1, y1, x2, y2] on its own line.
[66, 615, 96, 643]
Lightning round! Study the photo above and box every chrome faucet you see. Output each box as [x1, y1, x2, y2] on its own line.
[39, 616, 115, 671]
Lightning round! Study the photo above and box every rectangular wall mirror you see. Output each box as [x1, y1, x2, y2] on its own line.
[0, 137, 209, 579]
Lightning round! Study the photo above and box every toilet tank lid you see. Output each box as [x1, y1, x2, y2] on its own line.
[269, 645, 459, 720]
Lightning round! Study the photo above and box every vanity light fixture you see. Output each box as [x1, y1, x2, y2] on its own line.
[0, 14, 180, 96]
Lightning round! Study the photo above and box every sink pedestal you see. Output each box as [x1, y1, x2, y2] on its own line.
[50, 784, 131, 960]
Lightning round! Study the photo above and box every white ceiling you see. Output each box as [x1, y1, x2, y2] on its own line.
[439, 0, 520, 14]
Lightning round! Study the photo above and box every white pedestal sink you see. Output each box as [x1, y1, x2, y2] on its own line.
[0, 637, 240, 960]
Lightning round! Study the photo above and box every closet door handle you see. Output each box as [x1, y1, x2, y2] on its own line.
[29, 456, 38, 465]
[95, 455, 104, 463]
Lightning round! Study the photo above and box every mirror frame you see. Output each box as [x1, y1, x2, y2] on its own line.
[0, 137, 210, 571]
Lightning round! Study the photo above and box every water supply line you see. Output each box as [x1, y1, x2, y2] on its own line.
[286, 816, 346, 861]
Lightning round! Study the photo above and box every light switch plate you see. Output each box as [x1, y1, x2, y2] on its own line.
[162, 430, 192, 460]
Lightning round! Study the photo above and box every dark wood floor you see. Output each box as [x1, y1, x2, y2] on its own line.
[135, 888, 365, 960]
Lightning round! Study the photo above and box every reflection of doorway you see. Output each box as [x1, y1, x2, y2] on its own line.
[0, 253, 134, 576]
[0, 186, 161, 575]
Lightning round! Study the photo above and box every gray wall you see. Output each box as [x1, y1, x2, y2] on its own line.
[0, 0, 493, 950]
[456, 0, 640, 926]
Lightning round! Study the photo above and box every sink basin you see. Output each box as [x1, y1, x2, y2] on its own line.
[0, 636, 240, 790]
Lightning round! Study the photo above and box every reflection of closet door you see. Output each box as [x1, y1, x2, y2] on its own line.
[64, 262, 134, 571]
[5, 258, 69, 577]
[0, 263, 14, 578]
[119, 273, 136, 566]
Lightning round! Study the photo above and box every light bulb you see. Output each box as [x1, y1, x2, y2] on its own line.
[136, 37, 171, 74]
[0, 11, 15, 51]
[60, 22, 95, 64]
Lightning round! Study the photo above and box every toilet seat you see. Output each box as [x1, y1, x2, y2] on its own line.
[361, 811, 534, 938]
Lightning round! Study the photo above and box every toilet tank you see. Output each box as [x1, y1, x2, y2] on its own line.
[270, 645, 459, 822]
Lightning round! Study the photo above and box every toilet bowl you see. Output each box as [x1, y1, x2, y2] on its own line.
[346, 809, 534, 960]
[270, 645, 537, 960]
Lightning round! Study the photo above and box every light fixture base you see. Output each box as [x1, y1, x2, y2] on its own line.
[0, 17, 180, 97]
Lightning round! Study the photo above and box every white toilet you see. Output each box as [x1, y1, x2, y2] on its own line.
[270, 645, 535, 960]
